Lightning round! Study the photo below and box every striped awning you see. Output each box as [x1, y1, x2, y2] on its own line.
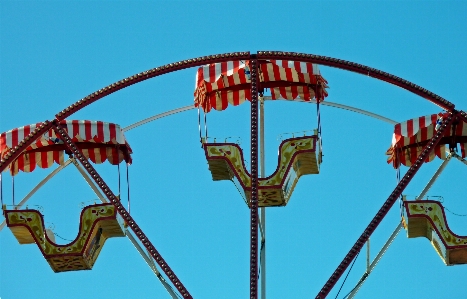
[386, 113, 467, 168]
[194, 60, 328, 112]
[1, 120, 133, 176]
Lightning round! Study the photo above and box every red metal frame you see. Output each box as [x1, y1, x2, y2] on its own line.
[1, 51, 465, 299]
[250, 56, 259, 299]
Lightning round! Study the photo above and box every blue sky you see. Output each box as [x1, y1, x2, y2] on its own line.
[1, 1, 466, 299]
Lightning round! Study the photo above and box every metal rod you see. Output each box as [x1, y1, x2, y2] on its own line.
[259, 97, 266, 299]
[452, 152, 467, 166]
[72, 158, 108, 203]
[0, 173, 3, 207]
[418, 153, 453, 200]
[346, 223, 402, 299]
[72, 155, 180, 299]
[122, 100, 397, 135]
[250, 56, 259, 299]
[0, 160, 72, 231]
[366, 238, 370, 273]
[126, 229, 180, 299]
[52, 123, 193, 299]
[12, 175, 14, 206]
[346, 152, 454, 298]
[316, 112, 456, 299]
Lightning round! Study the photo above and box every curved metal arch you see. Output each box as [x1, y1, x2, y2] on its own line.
[1, 51, 465, 299]
[0, 51, 461, 173]
[121, 99, 397, 133]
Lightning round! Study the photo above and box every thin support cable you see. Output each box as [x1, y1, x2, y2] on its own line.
[204, 111, 208, 141]
[335, 252, 359, 299]
[198, 107, 202, 143]
[397, 167, 403, 218]
[127, 163, 130, 214]
[12, 175, 14, 206]
[317, 95, 323, 146]
[316, 94, 324, 164]
[0, 173, 3, 207]
[118, 162, 121, 196]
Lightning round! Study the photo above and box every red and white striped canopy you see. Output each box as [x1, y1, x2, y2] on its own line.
[1, 120, 133, 176]
[386, 113, 467, 168]
[194, 59, 328, 112]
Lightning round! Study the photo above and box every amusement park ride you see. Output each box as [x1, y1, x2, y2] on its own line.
[1, 51, 466, 299]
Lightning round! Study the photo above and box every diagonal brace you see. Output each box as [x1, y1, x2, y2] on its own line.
[51, 121, 193, 299]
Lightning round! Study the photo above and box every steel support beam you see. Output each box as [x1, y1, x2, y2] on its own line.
[259, 98, 266, 299]
[250, 55, 259, 299]
[51, 122, 192, 299]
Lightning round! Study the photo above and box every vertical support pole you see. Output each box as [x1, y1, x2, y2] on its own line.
[250, 55, 259, 299]
[259, 98, 266, 299]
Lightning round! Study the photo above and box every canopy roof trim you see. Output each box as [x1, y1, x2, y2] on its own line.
[1, 120, 133, 176]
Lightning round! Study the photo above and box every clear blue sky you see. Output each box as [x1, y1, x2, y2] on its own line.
[1, 1, 466, 299]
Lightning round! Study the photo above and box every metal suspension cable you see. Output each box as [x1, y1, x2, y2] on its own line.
[0, 160, 72, 231]
[118, 161, 121, 196]
[204, 111, 208, 141]
[453, 152, 467, 166]
[0, 173, 3, 207]
[198, 107, 202, 142]
[121, 100, 398, 134]
[334, 252, 359, 299]
[122, 105, 194, 132]
[12, 175, 14, 206]
[127, 163, 130, 214]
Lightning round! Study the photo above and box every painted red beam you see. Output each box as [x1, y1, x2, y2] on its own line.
[250, 56, 259, 299]
[50, 121, 193, 299]
[54, 52, 251, 121]
[257, 51, 455, 111]
[314, 111, 457, 299]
